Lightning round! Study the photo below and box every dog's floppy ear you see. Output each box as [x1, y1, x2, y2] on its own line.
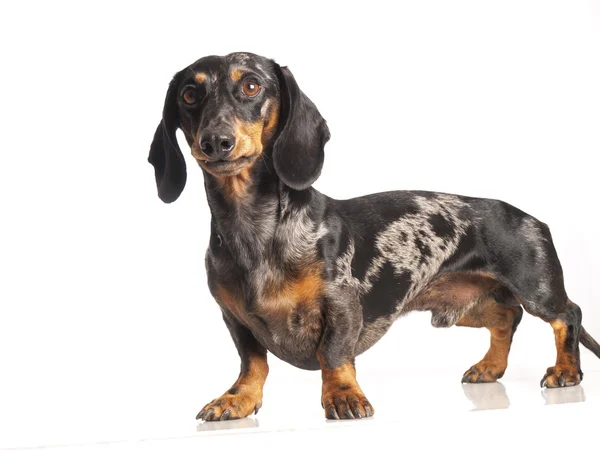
[272, 64, 330, 191]
[148, 71, 187, 203]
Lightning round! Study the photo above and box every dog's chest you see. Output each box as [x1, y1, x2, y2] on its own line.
[215, 262, 325, 365]
[209, 203, 327, 365]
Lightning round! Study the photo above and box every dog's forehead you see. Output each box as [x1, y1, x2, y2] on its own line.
[187, 52, 275, 82]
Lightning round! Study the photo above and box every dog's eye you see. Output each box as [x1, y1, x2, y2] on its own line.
[242, 79, 260, 97]
[182, 87, 197, 105]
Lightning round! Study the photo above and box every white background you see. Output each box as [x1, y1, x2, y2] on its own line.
[1, 1, 599, 448]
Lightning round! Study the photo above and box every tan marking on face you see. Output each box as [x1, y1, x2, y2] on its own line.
[195, 97, 281, 203]
[230, 68, 244, 82]
[261, 102, 279, 147]
[232, 119, 265, 159]
[195, 72, 207, 83]
[230, 98, 280, 160]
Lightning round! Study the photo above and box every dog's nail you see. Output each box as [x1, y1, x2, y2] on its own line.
[326, 405, 340, 420]
[364, 404, 374, 417]
[558, 376, 566, 387]
[204, 408, 215, 421]
[220, 409, 231, 421]
[342, 406, 355, 420]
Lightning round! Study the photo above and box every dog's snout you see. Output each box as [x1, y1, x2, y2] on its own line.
[199, 130, 236, 159]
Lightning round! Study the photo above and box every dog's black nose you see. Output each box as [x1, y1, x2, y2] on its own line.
[199, 130, 236, 159]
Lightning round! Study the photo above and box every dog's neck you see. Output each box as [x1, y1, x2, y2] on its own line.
[201, 156, 319, 273]
[202, 156, 282, 268]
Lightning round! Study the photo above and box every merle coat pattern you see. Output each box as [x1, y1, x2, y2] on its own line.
[148, 52, 600, 421]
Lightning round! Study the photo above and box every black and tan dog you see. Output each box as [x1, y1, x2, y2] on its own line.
[148, 52, 600, 421]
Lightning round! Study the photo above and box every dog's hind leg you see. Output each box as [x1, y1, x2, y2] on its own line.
[494, 217, 584, 388]
[457, 289, 523, 383]
[538, 300, 584, 388]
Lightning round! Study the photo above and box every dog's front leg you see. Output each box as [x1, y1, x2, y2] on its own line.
[196, 313, 268, 421]
[318, 300, 374, 420]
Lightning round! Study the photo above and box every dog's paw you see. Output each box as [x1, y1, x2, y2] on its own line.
[540, 365, 582, 388]
[321, 385, 374, 420]
[196, 390, 262, 421]
[461, 360, 506, 383]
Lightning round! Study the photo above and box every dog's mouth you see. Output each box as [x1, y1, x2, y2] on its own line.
[195, 154, 258, 176]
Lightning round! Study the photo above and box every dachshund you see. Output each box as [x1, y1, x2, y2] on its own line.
[148, 52, 600, 421]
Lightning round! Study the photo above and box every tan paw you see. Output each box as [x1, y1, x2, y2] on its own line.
[196, 388, 262, 421]
[322, 384, 374, 420]
[540, 365, 582, 388]
[461, 360, 506, 383]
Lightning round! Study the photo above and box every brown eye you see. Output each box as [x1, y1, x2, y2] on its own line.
[242, 79, 260, 97]
[182, 87, 197, 105]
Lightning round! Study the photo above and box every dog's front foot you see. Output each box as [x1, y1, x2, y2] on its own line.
[322, 384, 374, 420]
[196, 389, 262, 421]
[461, 360, 506, 383]
[319, 360, 374, 420]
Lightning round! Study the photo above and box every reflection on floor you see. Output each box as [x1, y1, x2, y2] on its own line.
[462, 381, 585, 411]
[196, 371, 595, 435]
[3, 370, 598, 449]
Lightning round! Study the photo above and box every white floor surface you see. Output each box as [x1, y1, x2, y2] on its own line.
[3, 369, 598, 450]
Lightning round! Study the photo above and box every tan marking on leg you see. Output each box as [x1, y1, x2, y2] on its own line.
[551, 319, 571, 366]
[542, 318, 581, 387]
[458, 298, 519, 383]
[318, 356, 374, 420]
[198, 351, 269, 421]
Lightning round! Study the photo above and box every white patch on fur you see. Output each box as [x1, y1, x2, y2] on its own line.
[334, 193, 471, 315]
[276, 194, 328, 266]
[331, 194, 472, 352]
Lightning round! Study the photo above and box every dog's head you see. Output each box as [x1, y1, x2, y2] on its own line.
[148, 52, 330, 203]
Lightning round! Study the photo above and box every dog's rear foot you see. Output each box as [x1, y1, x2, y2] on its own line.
[461, 360, 506, 383]
[540, 365, 582, 388]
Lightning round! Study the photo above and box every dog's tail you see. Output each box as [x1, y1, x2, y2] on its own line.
[580, 327, 600, 359]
